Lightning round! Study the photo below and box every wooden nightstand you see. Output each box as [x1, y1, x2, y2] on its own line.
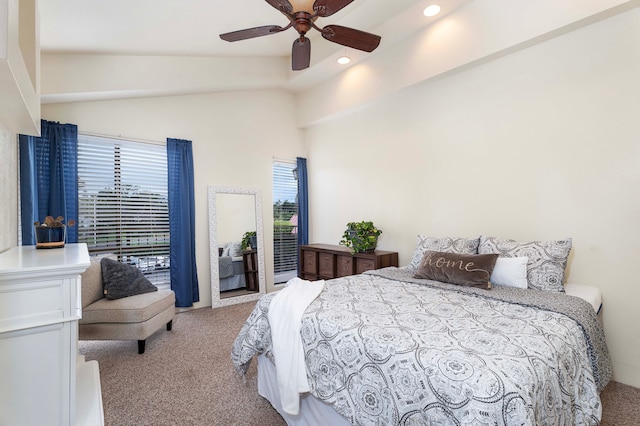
[299, 243, 398, 281]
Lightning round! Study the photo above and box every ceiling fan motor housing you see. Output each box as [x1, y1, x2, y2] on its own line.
[292, 12, 316, 36]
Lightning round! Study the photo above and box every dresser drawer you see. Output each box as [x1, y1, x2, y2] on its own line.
[336, 255, 354, 277]
[355, 258, 376, 274]
[318, 253, 335, 278]
[302, 250, 317, 275]
[0, 279, 68, 328]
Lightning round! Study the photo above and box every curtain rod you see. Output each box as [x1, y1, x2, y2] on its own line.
[79, 131, 166, 146]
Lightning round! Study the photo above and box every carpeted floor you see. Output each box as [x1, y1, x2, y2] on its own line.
[79, 301, 640, 426]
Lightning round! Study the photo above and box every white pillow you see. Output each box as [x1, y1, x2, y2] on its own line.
[490, 257, 528, 289]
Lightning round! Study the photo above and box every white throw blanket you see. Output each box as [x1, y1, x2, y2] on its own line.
[267, 277, 325, 416]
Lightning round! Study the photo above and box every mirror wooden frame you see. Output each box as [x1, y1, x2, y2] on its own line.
[208, 186, 266, 308]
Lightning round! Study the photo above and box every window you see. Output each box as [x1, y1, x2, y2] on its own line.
[273, 160, 299, 284]
[77, 134, 170, 288]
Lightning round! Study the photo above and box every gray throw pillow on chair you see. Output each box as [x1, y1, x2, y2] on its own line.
[101, 257, 158, 300]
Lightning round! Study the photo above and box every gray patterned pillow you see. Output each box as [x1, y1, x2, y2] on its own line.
[478, 236, 572, 293]
[228, 241, 243, 257]
[409, 235, 480, 269]
[101, 257, 158, 300]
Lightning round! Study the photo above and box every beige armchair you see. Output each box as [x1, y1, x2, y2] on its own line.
[79, 257, 175, 354]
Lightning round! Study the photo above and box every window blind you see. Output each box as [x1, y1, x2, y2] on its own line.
[273, 161, 299, 283]
[77, 134, 170, 288]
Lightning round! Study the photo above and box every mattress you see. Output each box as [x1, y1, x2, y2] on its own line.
[565, 283, 603, 314]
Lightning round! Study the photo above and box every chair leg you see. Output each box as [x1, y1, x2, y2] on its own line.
[137, 320, 171, 354]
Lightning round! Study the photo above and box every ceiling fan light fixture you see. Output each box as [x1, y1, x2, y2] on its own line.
[337, 55, 351, 65]
[423, 4, 442, 17]
[289, 0, 316, 13]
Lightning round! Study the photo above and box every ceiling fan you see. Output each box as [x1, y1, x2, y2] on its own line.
[219, 0, 382, 71]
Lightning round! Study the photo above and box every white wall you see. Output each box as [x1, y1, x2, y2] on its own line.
[304, 9, 640, 387]
[42, 89, 306, 308]
[297, 0, 636, 127]
[0, 126, 17, 252]
[216, 193, 256, 246]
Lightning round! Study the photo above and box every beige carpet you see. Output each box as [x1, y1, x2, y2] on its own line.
[79, 301, 640, 426]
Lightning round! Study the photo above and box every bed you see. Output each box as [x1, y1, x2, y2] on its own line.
[231, 235, 612, 425]
[219, 242, 247, 292]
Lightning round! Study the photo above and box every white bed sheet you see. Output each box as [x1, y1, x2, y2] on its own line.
[565, 283, 602, 314]
[257, 354, 349, 426]
[219, 273, 246, 292]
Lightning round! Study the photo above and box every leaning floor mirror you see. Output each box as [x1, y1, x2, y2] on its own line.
[208, 186, 266, 308]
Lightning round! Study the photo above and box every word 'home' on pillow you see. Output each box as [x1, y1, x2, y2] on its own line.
[414, 250, 499, 290]
[100, 257, 158, 300]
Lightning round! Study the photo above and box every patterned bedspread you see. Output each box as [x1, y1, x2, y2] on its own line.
[232, 267, 611, 425]
[218, 256, 235, 279]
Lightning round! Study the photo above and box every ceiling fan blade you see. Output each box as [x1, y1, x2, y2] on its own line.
[220, 25, 284, 42]
[292, 37, 311, 71]
[313, 0, 355, 17]
[321, 25, 381, 52]
[265, 0, 293, 14]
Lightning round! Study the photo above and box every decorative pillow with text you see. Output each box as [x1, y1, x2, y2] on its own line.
[414, 250, 499, 290]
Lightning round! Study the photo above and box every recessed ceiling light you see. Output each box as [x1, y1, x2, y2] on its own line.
[337, 56, 351, 65]
[423, 4, 441, 17]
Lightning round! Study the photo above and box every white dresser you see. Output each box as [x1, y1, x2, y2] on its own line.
[0, 243, 104, 426]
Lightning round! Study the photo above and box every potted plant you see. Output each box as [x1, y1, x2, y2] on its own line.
[339, 221, 382, 253]
[33, 216, 75, 249]
[241, 231, 257, 251]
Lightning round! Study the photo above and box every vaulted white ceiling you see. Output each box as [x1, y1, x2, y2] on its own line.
[39, 0, 448, 57]
[38, 0, 639, 126]
[38, 0, 472, 95]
